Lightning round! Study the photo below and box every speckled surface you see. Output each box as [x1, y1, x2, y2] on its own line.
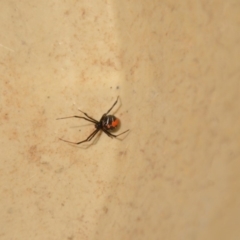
[0, 1, 240, 239]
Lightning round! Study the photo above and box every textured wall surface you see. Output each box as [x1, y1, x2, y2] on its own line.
[0, 0, 239, 239]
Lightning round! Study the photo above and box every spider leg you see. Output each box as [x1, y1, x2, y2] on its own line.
[103, 129, 129, 138]
[59, 129, 100, 145]
[57, 116, 97, 124]
[78, 110, 98, 122]
[105, 96, 119, 115]
[102, 129, 115, 138]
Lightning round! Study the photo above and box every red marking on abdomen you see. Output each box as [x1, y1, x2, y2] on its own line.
[112, 119, 119, 128]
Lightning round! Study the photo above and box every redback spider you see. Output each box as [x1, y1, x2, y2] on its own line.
[57, 96, 129, 145]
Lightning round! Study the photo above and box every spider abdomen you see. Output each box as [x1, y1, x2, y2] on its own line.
[101, 115, 120, 131]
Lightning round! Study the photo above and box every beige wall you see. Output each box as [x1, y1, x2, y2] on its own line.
[0, 0, 239, 239]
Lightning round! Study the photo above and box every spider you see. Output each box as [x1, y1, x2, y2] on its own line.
[57, 96, 129, 145]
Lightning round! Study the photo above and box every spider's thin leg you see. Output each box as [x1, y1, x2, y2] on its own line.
[59, 129, 100, 145]
[105, 96, 119, 115]
[103, 129, 129, 138]
[102, 129, 115, 138]
[56, 116, 97, 124]
[87, 129, 100, 142]
[78, 110, 98, 122]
